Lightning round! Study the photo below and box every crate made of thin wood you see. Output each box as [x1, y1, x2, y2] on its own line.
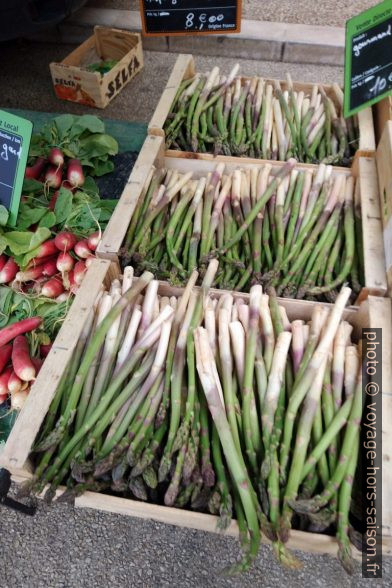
[1, 259, 391, 557]
[50, 26, 143, 109]
[97, 133, 387, 303]
[374, 96, 392, 145]
[376, 121, 392, 297]
[147, 54, 376, 162]
[0, 258, 117, 477]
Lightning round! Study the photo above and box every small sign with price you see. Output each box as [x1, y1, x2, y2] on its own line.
[0, 111, 32, 226]
[139, 0, 242, 36]
[344, 0, 392, 118]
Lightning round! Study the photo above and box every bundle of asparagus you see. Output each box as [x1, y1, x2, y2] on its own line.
[122, 160, 363, 301]
[164, 65, 359, 166]
[24, 262, 363, 574]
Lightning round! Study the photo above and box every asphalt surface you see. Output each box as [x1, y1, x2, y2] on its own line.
[0, 42, 344, 123]
[0, 42, 390, 587]
[1, 488, 390, 588]
[88, 0, 375, 27]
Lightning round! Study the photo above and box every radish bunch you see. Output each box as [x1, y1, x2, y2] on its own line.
[25, 149, 84, 191]
[0, 231, 99, 299]
[0, 317, 48, 411]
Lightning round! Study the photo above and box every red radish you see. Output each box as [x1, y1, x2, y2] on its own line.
[48, 147, 64, 167]
[35, 239, 59, 259]
[12, 336, 36, 382]
[74, 240, 91, 259]
[15, 266, 44, 283]
[0, 367, 13, 395]
[8, 370, 23, 393]
[85, 256, 95, 268]
[0, 344, 12, 373]
[56, 252, 75, 273]
[55, 232, 77, 252]
[67, 158, 84, 187]
[62, 180, 76, 192]
[42, 259, 58, 277]
[48, 190, 59, 211]
[0, 258, 19, 284]
[40, 343, 52, 358]
[45, 165, 63, 189]
[11, 389, 29, 411]
[0, 393, 7, 404]
[41, 277, 64, 299]
[87, 231, 100, 251]
[73, 260, 86, 285]
[25, 157, 46, 180]
[26, 254, 57, 270]
[56, 292, 70, 302]
[0, 254, 8, 272]
[32, 357, 43, 374]
[0, 317, 42, 347]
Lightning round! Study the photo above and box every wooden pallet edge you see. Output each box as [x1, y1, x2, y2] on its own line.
[0, 258, 113, 472]
[165, 149, 352, 174]
[357, 107, 376, 153]
[374, 96, 392, 145]
[359, 157, 388, 297]
[97, 134, 165, 259]
[148, 54, 195, 132]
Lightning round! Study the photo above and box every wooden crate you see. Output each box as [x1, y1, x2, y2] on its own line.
[148, 54, 376, 161]
[97, 134, 387, 302]
[0, 258, 116, 477]
[374, 96, 392, 145]
[1, 258, 391, 556]
[376, 121, 392, 297]
[50, 26, 143, 109]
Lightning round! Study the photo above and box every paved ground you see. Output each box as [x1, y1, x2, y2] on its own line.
[0, 41, 390, 588]
[87, 0, 375, 28]
[0, 42, 344, 123]
[1, 489, 390, 588]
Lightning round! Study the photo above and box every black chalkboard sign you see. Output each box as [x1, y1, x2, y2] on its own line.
[344, 1, 392, 117]
[0, 129, 22, 210]
[140, 0, 241, 36]
[0, 111, 32, 225]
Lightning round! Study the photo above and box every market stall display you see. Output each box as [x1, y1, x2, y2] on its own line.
[98, 135, 387, 304]
[2, 259, 391, 573]
[148, 55, 376, 166]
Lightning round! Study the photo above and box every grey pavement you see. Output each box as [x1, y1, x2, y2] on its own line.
[0, 42, 344, 123]
[0, 41, 390, 588]
[87, 0, 376, 28]
[0, 489, 390, 587]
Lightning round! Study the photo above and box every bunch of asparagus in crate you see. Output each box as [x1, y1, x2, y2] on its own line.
[164, 65, 359, 166]
[122, 159, 363, 302]
[25, 261, 363, 574]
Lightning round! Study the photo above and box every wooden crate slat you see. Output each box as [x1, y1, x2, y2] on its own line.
[376, 121, 392, 296]
[97, 134, 165, 260]
[148, 54, 195, 135]
[374, 96, 392, 145]
[359, 157, 388, 297]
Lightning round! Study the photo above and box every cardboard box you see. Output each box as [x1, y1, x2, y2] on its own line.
[50, 26, 143, 109]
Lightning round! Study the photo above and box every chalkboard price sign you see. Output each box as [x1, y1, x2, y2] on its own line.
[0, 111, 32, 226]
[344, 0, 392, 117]
[140, 0, 242, 36]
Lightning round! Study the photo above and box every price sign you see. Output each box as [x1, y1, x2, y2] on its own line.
[0, 111, 32, 226]
[344, 0, 392, 118]
[140, 0, 241, 36]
